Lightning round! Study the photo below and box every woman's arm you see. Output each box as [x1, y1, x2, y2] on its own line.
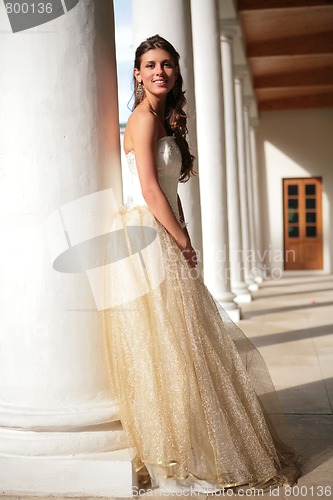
[177, 194, 197, 268]
[177, 194, 190, 237]
[129, 111, 193, 256]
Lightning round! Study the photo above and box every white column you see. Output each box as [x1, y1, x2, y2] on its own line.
[191, 0, 238, 318]
[220, 31, 251, 303]
[243, 102, 259, 289]
[234, 73, 257, 289]
[133, 0, 203, 273]
[250, 119, 264, 282]
[0, 1, 133, 496]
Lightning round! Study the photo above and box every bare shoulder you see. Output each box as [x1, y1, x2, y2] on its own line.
[131, 106, 156, 126]
[124, 107, 158, 154]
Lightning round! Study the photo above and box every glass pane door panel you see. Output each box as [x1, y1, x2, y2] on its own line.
[306, 212, 316, 223]
[305, 184, 316, 196]
[288, 212, 299, 223]
[306, 226, 317, 238]
[306, 198, 316, 209]
[288, 227, 299, 238]
[288, 185, 299, 196]
[288, 199, 298, 209]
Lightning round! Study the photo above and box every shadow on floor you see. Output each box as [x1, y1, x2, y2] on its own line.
[284, 414, 333, 476]
[276, 377, 333, 415]
[258, 276, 333, 289]
[242, 300, 333, 319]
[257, 287, 333, 300]
[248, 323, 333, 348]
[268, 378, 333, 476]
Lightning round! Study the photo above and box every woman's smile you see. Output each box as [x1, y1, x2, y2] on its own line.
[135, 48, 178, 98]
[153, 78, 168, 87]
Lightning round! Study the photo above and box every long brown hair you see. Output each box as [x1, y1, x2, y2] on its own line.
[133, 34, 195, 182]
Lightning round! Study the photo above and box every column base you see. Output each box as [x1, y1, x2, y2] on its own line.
[0, 421, 128, 456]
[224, 307, 241, 322]
[0, 449, 136, 497]
[215, 291, 237, 306]
[214, 293, 240, 322]
[234, 292, 252, 304]
[247, 282, 259, 292]
[254, 276, 264, 284]
[231, 280, 252, 302]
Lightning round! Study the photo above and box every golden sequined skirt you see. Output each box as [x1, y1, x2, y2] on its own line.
[102, 205, 301, 492]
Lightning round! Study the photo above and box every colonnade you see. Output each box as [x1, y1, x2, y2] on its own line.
[0, 0, 262, 495]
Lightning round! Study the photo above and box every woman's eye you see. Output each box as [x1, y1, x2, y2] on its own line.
[163, 62, 171, 67]
[146, 63, 154, 68]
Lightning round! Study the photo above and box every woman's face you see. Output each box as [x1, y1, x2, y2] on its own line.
[134, 48, 178, 100]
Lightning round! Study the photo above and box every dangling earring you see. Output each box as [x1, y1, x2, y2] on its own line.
[136, 82, 144, 102]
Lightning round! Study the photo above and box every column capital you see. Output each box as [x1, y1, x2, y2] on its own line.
[220, 19, 241, 40]
[243, 96, 254, 109]
[234, 64, 248, 80]
[250, 117, 260, 129]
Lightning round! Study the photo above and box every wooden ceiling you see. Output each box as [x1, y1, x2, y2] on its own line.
[238, 0, 333, 111]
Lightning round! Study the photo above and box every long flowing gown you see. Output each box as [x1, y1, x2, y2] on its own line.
[102, 136, 301, 493]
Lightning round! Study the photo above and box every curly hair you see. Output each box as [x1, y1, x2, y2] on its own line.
[133, 34, 195, 182]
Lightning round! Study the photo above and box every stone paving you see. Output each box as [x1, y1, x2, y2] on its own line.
[233, 273, 333, 499]
[236, 273, 333, 498]
[1, 274, 333, 499]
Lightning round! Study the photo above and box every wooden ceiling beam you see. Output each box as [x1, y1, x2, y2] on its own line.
[253, 68, 333, 88]
[258, 93, 333, 110]
[249, 53, 333, 69]
[256, 85, 333, 110]
[247, 33, 333, 57]
[256, 85, 333, 95]
[238, 0, 333, 11]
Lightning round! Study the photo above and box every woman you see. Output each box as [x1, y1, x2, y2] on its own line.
[103, 34, 301, 493]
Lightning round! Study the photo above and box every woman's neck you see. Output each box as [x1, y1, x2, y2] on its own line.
[145, 94, 166, 122]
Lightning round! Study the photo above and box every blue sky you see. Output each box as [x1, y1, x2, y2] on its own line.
[114, 0, 133, 124]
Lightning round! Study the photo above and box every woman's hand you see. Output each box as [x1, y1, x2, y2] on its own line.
[177, 238, 197, 268]
[183, 244, 197, 268]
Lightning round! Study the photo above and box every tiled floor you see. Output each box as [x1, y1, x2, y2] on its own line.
[1, 274, 333, 499]
[240, 274, 333, 417]
[234, 273, 333, 498]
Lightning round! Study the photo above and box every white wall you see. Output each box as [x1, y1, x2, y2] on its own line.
[256, 108, 333, 275]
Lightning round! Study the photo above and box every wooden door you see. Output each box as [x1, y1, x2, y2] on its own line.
[283, 178, 323, 270]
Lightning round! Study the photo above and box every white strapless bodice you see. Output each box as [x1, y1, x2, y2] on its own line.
[126, 136, 182, 223]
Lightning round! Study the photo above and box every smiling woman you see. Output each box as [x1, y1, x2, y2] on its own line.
[128, 35, 195, 184]
[103, 33, 301, 495]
